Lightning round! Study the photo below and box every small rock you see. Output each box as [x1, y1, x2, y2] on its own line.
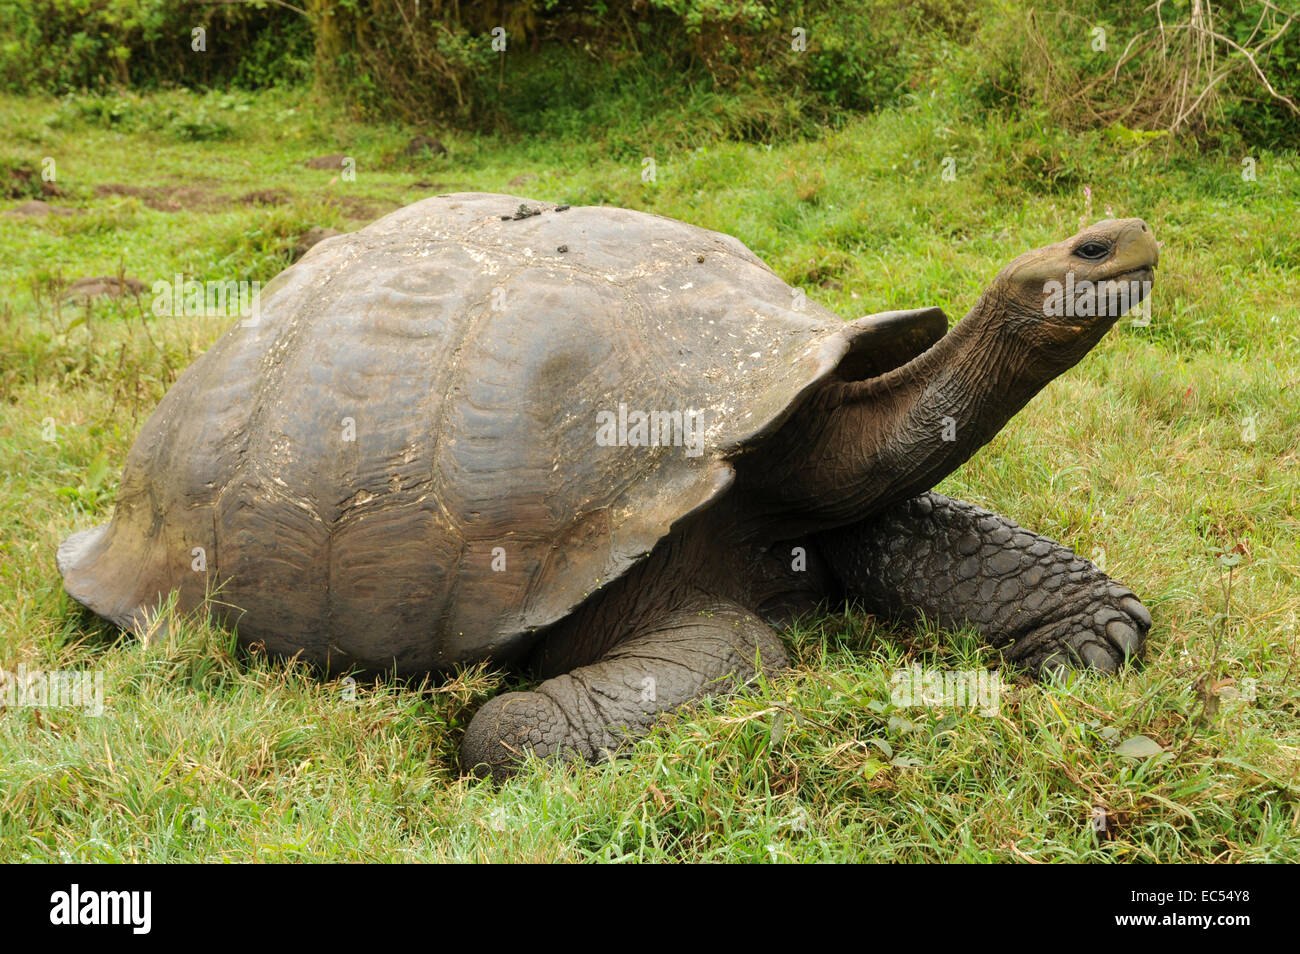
[555, 205, 570, 212]
[305, 153, 348, 170]
[61, 276, 149, 301]
[405, 136, 447, 158]
[557, 245, 568, 253]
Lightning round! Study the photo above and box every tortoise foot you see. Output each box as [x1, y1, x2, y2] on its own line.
[460, 596, 787, 781]
[461, 690, 580, 783]
[820, 491, 1151, 680]
[1002, 584, 1150, 675]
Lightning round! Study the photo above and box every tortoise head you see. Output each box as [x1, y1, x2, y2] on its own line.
[992, 217, 1158, 363]
[744, 217, 1160, 528]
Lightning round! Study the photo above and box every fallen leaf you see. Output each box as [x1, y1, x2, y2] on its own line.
[1116, 734, 1164, 758]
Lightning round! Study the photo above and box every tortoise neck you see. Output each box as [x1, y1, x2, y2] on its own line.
[844, 290, 1041, 510]
[855, 287, 1045, 456]
[857, 298, 993, 402]
[743, 290, 1047, 529]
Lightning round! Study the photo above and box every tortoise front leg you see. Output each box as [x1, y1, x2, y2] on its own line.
[818, 492, 1150, 674]
[461, 597, 787, 781]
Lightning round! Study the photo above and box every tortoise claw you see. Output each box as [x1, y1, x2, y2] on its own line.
[1006, 586, 1150, 675]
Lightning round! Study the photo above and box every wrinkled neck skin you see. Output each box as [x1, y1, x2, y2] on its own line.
[736, 285, 1115, 537]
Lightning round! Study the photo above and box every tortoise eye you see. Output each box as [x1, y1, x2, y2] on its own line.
[1074, 241, 1111, 261]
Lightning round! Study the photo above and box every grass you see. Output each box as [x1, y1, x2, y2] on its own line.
[0, 85, 1297, 862]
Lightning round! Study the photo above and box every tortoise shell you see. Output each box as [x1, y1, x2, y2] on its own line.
[58, 193, 935, 673]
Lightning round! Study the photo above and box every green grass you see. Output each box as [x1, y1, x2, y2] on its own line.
[1, 86, 1297, 862]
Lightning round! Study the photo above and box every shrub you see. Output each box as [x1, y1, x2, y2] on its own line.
[955, 0, 1300, 148]
[0, 0, 311, 94]
[308, 0, 977, 142]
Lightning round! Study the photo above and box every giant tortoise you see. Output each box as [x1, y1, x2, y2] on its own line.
[58, 193, 1157, 779]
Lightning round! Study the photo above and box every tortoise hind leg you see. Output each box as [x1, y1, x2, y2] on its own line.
[818, 491, 1150, 675]
[460, 596, 788, 782]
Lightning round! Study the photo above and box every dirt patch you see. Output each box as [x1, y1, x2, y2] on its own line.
[326, 195, 399, 222]
[61, 276, 150, 301]
[507, 174, 537, 187]
[4, 199, 78, 217]
[293, 226, 345, 260]
[1, 159, 45, 199]
[95, 183, 224, 212]
[240, 189, 292, 206]
[410, 181, 471, 191]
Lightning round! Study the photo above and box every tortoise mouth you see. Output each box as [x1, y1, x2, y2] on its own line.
[1109, 265, 1155, 304]
[1119, 264, 1155, 283]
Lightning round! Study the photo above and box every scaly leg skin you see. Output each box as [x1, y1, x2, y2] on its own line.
[818, 491, 1150, 675]
[461, 597, 788, 781]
